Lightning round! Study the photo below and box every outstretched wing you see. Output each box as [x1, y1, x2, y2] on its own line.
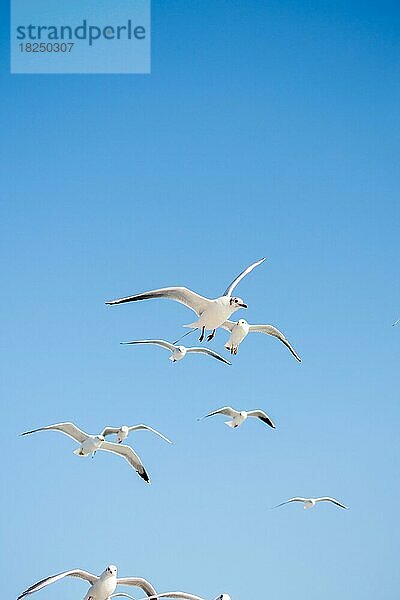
[220, 320, 236, 332]
[186, 347, 231, 365]
[316, 497, 349, 509]
[128, 424, 173, 444]
[249, 324, 301, 362]
[117, 577, 158, 597]
[106, 287, 210, 316]
[246, 410, 276, 429]
[17, 569, 98, 599]
[100, 441, 150, 483]
[136, 593, 205, 600]
[101, 426, 120, 437]
[223, 258, 266, 297]
[271, 498, 306, 509]
[20, 422, 88, 444]
[198, 406, 239, 420]
[120, 340, 176, 352]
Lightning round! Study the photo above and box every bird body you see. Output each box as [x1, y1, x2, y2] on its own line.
[83, 567, 117, 600]
[183, 296, 245, 332]
[221, 318, 301, 361]
[225, 411, 248, 428]
[73, 435, 105, 457]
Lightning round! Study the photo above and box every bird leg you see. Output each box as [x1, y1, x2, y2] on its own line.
[206, 329, 216, 342]
[199, 326, 205, 342]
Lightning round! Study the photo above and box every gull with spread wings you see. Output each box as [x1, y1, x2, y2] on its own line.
[21, 422, 150, 483]
[198, 406, 275, 429]
[100, 423, 172, 445]
[106, 258, 266, 342]
[221, 318, 301, 361]
[120, 340, 231, 365]
[17, 564, 157, 600]
[272, 497, 349, 510]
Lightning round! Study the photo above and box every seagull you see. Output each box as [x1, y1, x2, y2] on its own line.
[221, 319, 301, 361]
[17, 564, 157, 600]
[106, 257, 266, 342]
[137, 593, 230, 600]
[198, 406, 275, 429]
[21, 422, 150, 483]
[101, 424, 172, 445]
[272, 497, 349, 510]
[120, 340, 231, 365]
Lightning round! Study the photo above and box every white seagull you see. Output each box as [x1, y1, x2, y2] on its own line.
[221, 319, 301, 361]
[101, 424, 172, 445]
[137, 593, 230, 600]
[21, 422, 150, 483]
[120, 340, 231, 365]
[106, 257, 266, 342]
[17, 564, 157, 600]
[198, 406, 275, 429]
[272, 497, 349, 510]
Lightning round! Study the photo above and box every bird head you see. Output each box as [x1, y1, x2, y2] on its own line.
[229, 297, 247, 310]
[237, 319, 248, 326]
[106, 565, 117, 576]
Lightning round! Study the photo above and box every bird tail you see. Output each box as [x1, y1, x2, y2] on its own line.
[73, 448, 84, 456]
[224, 420, 236, 428]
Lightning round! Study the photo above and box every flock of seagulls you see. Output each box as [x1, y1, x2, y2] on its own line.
[18, 258, 349, 600]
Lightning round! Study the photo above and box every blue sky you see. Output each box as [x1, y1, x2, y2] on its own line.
[1, 1, 399, 599]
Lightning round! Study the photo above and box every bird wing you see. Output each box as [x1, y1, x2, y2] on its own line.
[392, 319, 400, 326]
[248, 324, 301, 362]
[246, 410, 276, 429]
[136, 593, 204, 600]
[117, 577, 158, 597]
[223, 257, 266, 296]
[100, 441, 150, 483]
[17, 569, 98, 599]
[220, 320, 236, 332]
[20, 422, 88, 444]
[106, 287, 210, 316]
[316, 497, 349, 509]
[199, 406, 239, 420]
[271, 498, 306, 508]
[186, 347, 232, 365]
[120, 340, 176, 352]
[101, 426, 120, 437]
[128, 424, 173, 444]
[111, 594, 137, 599]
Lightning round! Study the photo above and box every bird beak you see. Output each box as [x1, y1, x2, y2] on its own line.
[239, 303, 247, 308]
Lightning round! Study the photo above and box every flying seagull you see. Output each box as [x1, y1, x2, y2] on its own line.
[221, 319, 301, 361]
[21, 422, 150, 483]
[136, 593, 231, 600]
[101, 424, 172, 445]
[106, 257, 266, 342]
[120, 340, 231, 365]
[198, 406, 275, 429]
[272, 497, 349, 510]
[17, 564, 157, 600]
